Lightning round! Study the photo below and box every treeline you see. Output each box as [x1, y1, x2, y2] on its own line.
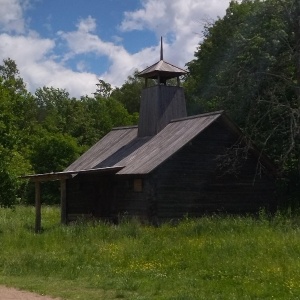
[185, 0, 300, 206]
[0, 60, 143, 205]
[1, 0, 299, 207]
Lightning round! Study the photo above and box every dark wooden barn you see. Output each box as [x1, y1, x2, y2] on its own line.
[62, 110, 276, 223]
[24, 39, 277, 230]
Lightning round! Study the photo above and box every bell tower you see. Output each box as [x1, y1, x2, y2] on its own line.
[137, 37, 187, 137]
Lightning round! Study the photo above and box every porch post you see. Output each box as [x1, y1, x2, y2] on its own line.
[60, 179, 67, 224]
[35, 181, 41, 233]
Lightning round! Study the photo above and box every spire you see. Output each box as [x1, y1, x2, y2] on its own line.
[160, 36, 163, 61]
[138, 36, 187, 86]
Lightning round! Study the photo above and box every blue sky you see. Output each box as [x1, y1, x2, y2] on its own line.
[0, 0, 232, 98]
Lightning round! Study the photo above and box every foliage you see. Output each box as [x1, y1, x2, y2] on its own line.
[0, 58, 139, 205]
[0, 58, 26, 94]
[185, 0, 300, 202]
[111, 70, 145, 114]
[0, 151, 18, 207]
[94, 79, 113, 98]
[30, 133, 81, 174]
[1, 206, 300, 299]
[0, 60, 35, 207]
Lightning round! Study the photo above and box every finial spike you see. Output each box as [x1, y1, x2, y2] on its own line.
[160, 36, 163, 61]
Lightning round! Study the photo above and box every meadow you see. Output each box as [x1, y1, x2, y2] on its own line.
[1, 206, 300, 299]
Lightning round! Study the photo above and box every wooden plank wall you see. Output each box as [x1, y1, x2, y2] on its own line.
[113, 177, 152, 221]
[66, 119, 276, 223]
[66, 173, 152, 222]
[152, 120, 276, 220]
[138, 85, 187, 137]
[66, 173, 116, 221]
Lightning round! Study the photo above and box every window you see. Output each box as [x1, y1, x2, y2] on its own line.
[133, 178, 143, 192]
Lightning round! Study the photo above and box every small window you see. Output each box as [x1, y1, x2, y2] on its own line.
[134, 178, 143, 192]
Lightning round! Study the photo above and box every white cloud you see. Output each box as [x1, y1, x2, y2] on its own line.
[25, 61, 98, 97]
[121, 1, 167, 32]
[76, 15, 97, 33]
[121, 0, 228, 35]
[120, 0, 230, 67]
[58, 16, 162, 87]
[76, 60, 88, 72]
[0, 33, 98, 97]
[0, 0, 26, 33]
[0, 0, 232, 98]
[0, 33, 54, 62]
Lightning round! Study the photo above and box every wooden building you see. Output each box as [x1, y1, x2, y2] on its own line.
[24, 40, 277, 229]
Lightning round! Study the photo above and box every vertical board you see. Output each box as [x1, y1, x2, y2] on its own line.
[138, 86, 187, 137]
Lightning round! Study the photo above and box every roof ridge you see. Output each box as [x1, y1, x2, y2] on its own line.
[138, 59, 187, 76]
[112, 125, 138, 130]
[161, 59, 187, 73]
[170, 110, 224, 123]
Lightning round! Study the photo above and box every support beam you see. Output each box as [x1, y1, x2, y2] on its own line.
[35, 181, 41, 233]
[60, 179, 67, 224]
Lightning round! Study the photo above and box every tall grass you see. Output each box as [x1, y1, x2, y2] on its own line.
[1, 206, 300, 299]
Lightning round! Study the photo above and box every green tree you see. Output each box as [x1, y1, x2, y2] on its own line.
[0, 59, 35, 206]
[28, 133, 81, 204]
[94, 79, 113, 99]
[111, 70, 144, 114]
[0, 58, 26, 94]
[30, 133, 81, 174]
[91, 95, 136, 136]
[185, 0, 300, 203]
[35, 87, 74, 133]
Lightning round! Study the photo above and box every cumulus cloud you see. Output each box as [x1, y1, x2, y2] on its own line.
[76, 15, 97, 33]
[121, 0, 227, 34]
[0, 32, 99, 97]
[0, 0, 26, 33]
[58, 16, 161, 87]
[0, 0, 231, 98]
[120, 0, 230, 67]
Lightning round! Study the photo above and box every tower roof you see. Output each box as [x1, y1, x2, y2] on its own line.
[138, 60, 187, 80]
[138, 37, 187, 80]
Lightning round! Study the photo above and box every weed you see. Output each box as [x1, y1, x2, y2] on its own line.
[1, 206, 300, 299]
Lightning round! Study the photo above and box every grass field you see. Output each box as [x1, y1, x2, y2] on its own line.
[1, 206, 300, 299]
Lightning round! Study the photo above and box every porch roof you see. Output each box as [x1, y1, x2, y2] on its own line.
[21, 166, 124, 182]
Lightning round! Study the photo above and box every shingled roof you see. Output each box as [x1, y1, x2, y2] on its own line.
[65, 111, 225, 175]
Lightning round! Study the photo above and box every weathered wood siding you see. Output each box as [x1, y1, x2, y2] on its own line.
[66, 118, 276, 223]
[112, 177, 152, 220]
[150, 120, 276, 220]
[66, 173, 116, 221]
[66, 173, 152, 222]
[138, 86, 187, 137]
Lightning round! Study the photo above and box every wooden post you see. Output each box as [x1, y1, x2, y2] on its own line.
[35, 181, 41, 233]
[60, 179, 67, 224]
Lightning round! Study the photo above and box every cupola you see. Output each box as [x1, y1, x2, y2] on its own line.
[138, 37, 187, 86]
[137, 37, 188, 137]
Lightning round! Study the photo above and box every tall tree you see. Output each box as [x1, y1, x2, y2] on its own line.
[0, 59, 34, 206]
[111, 70, 145, 114]
[0, 58, 26, 94]
[185, 0, 300, 202]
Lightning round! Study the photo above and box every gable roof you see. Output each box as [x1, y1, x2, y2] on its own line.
[65, 111, 224, 175]
[65, 126, 139, 172]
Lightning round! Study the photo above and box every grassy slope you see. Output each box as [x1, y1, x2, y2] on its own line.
[1, 206, 300, 300]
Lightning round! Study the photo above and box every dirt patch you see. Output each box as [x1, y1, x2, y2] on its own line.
[0, 286, 62, 300]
